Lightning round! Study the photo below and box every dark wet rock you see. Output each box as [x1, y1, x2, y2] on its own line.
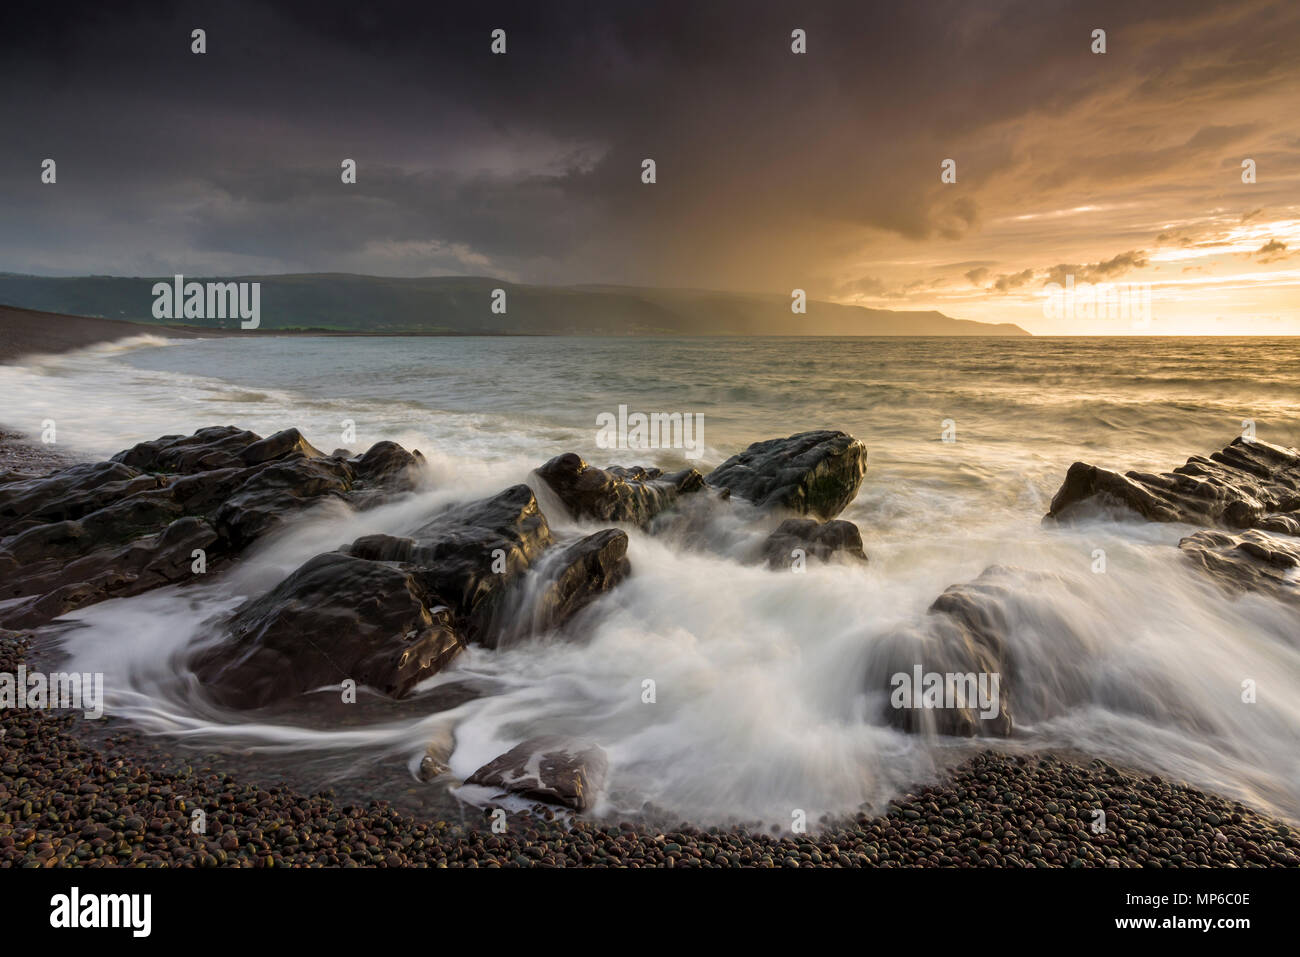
[198, 485, 635, 707]
[0, 516, 218, 628]
[112, 426, 263, 474]
[496, 529, 631, 646]
[193, 551, 464, 710]
[0, 426, 427, 628]
[212, 456, 355, 549]
[403, 484, 555, 642]
[0, 461, 163, 536]
[535, 452, 704, 526]
[240, 428, 326, 466]
[868, 566, 1030, 738]
[1179, 529, 1300, 602]
[350, 441, 423, 486]
[531, 529, 631, 631]
[347, 488, 626, 648]
[761, 518, 868, 569]
[465, 736, 608, 811]
[1046, 437, 1300, 530]
[704, 430, 867, 519]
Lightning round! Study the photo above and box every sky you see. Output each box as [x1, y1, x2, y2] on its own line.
[1, 0, 1298, 334]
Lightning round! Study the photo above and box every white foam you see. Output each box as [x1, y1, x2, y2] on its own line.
[8, 336, 1299, 825]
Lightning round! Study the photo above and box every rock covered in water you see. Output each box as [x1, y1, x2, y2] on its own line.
[193, 552, 464, 709]
[351, 440, 423, 487]
[761, 518, 868, 569]
[465, 736, 608, 811]
[868, 566, 1035, 738]
[197, 485, 633, 706]
[493, 528, 631, 646]
[1179, 528, 1300, 603]
[401, 483, 556, 642]
[535, 452, 704, 526]
[198, 484, 547, 707]
[1045, 437, 1300, 530]
[0, 426, 426, 629]
[704, 430, 867, 519]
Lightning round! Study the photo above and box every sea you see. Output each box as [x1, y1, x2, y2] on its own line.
[2, 334, 1298, 824]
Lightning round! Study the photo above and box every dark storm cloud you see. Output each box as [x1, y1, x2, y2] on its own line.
[0, 0, 1296, 288]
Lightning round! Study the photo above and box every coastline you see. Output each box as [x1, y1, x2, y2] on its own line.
[0, 303, 546, 367]
[0, 303, 233, 364]
[1, 316, 1298, 867]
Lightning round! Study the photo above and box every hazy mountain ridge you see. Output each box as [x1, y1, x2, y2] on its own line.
[0, 273, 1030, 336]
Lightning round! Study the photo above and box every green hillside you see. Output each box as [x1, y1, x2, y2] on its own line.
[0, 273, 1030, 336]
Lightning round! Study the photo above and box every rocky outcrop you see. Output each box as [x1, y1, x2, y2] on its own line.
[534, 430, 870, 535]
[1045, 438, 1300, 531]
[197, 486, 633, 707]
[1179, 529, 1300, 603]
[0, 426, 427, 629]
[196, 484, 547, 707]
[534, 452, 704, 526]
[212, 455, 358, 549]
[3, 424, 882, 722]
[704, 430, 867, 519]
[0, 461, 165, 536]
[465, 736, 608, 811]
[761, 518, 868, 570]
[0, 516, 218, 629]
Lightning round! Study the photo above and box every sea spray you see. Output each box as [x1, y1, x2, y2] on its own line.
[8, 335, 1299, 825]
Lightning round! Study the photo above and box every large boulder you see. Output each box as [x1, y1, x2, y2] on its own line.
[464, 736, 608, 811]
[704, 430, 867, 519]
[350, 440, 423, 491]
[347, 487, 628, 646]
[535, 452, 703, 526]
[761, 518, 868, 569]
[1046, 437, 1300, 530]
[113, 426, 268, 473]
[193, 551, 463, 710]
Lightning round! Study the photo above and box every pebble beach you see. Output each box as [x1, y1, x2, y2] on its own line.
[3, 625, 1297, 868]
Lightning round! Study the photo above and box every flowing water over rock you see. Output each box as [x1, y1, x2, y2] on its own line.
[2, 334, 1298, 825]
